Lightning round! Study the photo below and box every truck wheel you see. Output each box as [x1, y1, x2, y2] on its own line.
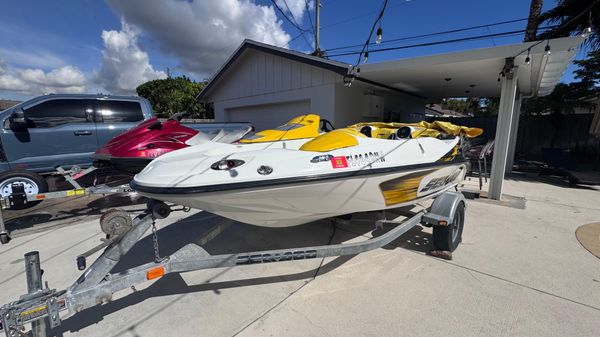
[0, 170, 49, 210]
[432, 202, 465, 252]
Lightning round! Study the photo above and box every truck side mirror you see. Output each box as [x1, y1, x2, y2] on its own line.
[10, 109, 28, 130]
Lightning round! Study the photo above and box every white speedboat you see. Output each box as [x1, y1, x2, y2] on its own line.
[132, 121, 482, 227]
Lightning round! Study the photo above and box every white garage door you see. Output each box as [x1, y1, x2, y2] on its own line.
[226, 100, 310, 130]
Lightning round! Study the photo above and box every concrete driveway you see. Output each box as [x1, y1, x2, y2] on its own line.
[1, 175, 599, 337]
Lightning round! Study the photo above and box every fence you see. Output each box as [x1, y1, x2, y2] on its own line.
[427, 114, 600, 168]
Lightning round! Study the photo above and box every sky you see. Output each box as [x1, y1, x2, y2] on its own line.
[0, 0, 588, 101]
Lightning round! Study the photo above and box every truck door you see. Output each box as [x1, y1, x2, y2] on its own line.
[94, 100, 146, 147]
[3, 98, 98, 172]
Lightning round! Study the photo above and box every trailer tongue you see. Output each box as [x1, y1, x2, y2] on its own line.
[0, 192, 465, 337]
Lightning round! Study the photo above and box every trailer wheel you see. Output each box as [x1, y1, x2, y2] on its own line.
[100, 209, 133, 239]
[432, 202, 465, 252]
[0, 169, 48, 210]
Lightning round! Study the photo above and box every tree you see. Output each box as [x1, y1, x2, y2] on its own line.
[537, 0, 600, 49]
[136, 76, 211, 119]
[524, 0, 544, 42]
[573, 49, 600, 86]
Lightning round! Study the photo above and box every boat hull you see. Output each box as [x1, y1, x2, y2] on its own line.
[134, 161, 466, 227]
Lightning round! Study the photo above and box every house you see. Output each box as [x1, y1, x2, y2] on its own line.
[198, 35, 587, 200]
[197, 40, 425, 130]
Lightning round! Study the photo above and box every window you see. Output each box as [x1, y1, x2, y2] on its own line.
[23, 99, 90, 128]
[98, 101, 144, 123]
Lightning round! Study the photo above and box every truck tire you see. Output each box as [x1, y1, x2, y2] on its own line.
[432, 202, 465, 252]
[0, 169, 49, 210]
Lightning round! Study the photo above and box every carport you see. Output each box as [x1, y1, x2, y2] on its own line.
[358, 35, 587, 200]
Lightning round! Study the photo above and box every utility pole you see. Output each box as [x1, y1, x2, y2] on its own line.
[312, 0, 323, 57]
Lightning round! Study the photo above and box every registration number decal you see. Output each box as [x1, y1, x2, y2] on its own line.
[331, 156, 349, 168]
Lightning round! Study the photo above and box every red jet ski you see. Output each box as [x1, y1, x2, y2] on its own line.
[93, 113, 252, 174]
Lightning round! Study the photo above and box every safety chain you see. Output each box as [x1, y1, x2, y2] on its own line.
[151, 221, 163, 263]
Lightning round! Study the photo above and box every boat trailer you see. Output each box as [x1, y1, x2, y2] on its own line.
[0, 191, 465, 337]
[0, 165, 136, 245]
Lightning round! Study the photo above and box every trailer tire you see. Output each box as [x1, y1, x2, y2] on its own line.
[0, 169, 48, 210]
[432, 201, 465, 252]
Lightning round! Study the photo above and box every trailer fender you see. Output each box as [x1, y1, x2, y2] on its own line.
[421, 191, 465, 227]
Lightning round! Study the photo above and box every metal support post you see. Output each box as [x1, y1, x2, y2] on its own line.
[24, 252, 47, 337]
[489, 58, 519, 200]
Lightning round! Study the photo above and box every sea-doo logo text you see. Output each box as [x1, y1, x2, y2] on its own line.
[421, 170, 461, 192]
[236, 250, 318, 265]
[345, 151, 385, 167]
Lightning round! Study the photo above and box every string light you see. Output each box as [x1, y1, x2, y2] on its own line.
[376, 27, 383, 44]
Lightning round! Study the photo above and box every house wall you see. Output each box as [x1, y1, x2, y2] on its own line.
[333, 83, 426, 127]
[207, 49, 339, 129]
[205, 48, 426, 129]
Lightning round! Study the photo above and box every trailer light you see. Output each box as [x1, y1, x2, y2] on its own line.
[211, 159, 245, 170]
[146, 266, 165, 280]
[35, 195, 45, 200]
[438, 220, 448, 226]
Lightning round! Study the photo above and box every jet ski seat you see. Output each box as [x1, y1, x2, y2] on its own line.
[185, 131, 213, 145]
[299, 128, 366, 152]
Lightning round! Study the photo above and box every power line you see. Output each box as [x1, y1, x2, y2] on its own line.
[328, 27, 558, 58]
[321, 11, 376, 30]
[270, 0, 307, 32]
[304, 0, 315, 35]
[281, 0, 314, 49]
[321, 0, 416, 30]
[324, 18, 529, 53]
[278, 31, 306, 48]
[269, 0, 313, 49]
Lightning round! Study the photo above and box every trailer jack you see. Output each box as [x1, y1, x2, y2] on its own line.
[0, 192, 466, 337]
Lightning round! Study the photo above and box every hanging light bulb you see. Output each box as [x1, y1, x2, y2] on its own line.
[363, 51, 369, 63]
[544, 41, 551, 55]
[525, 48, 531, 65]
[376, 27, 383, 44]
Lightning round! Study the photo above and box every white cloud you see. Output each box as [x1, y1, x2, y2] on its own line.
[106, 0, 293, 78]
[95, 20, 167, 95]
[275, 0, 313, 22]
[0, 48, 66, 70]
[0, 56, 86, 95]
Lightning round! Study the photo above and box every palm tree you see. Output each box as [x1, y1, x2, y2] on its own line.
[537, 0, 600, 49]
[524, 0, 543, 42]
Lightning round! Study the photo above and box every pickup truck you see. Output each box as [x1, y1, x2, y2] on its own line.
[0, 94, 249, 205]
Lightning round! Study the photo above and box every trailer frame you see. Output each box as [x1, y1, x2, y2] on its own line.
[0, 191, 465, 337]
[0, 165, 137, 244]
